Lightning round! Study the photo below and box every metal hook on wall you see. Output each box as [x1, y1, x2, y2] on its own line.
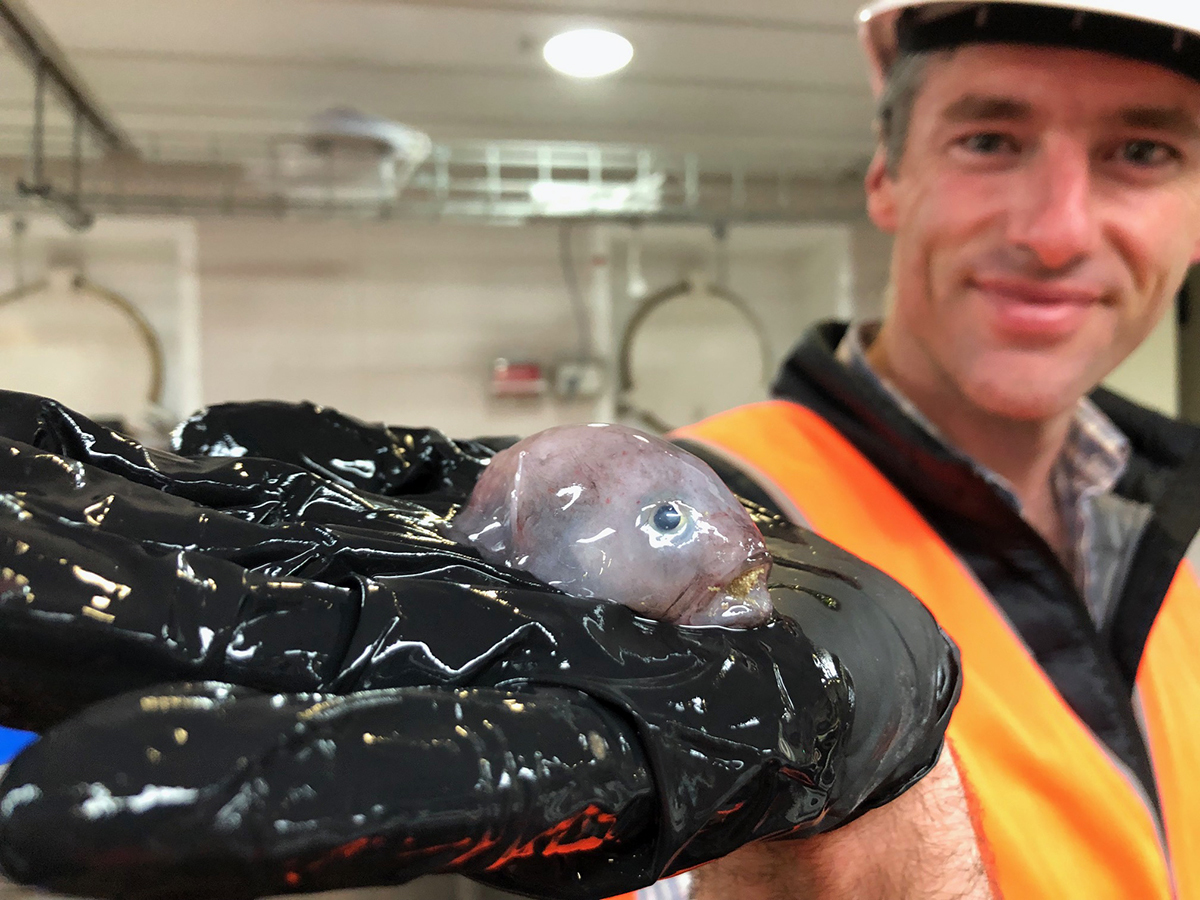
[616, 275, 772, 433]
[0, 273, 165, 407]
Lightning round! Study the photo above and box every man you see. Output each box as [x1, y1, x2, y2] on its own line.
[669, 1, 1200, 897]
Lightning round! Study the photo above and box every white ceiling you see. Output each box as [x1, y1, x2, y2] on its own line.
[0, 0, 879, 175]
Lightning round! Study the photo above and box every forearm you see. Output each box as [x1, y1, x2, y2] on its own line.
[690, 747, 998, 900]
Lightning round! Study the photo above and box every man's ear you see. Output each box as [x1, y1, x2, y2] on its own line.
[865, 146, 898, 233]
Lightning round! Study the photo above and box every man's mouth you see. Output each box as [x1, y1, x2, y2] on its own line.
[972, 275, 1104, 306]
[970, 275, 1106, 340]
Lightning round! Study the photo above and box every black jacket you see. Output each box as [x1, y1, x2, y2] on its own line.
[691, 321, 1200, 811]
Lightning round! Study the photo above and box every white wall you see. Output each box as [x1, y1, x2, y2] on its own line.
[196, 218, 849, 438]
[0, 215, 201, 439]
[2, 212, 1179, 437]
[196, 218, 597, 438]
[0, 214, 852, 442]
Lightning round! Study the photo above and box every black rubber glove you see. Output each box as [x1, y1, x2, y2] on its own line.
[0, 391, 958, 899]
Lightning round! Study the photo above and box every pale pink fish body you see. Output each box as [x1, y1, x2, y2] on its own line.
[450, 423, 772, 627]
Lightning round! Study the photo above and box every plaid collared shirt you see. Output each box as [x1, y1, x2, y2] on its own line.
[836, 322, 1150, 628]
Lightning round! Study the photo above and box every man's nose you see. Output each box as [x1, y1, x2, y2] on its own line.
[1005, 138, 1099, 272]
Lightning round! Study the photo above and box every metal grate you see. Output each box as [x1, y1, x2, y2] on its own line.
[0, 129, 868, 225]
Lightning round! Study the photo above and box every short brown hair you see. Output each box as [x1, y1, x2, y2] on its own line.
[876, 51, 938, 174]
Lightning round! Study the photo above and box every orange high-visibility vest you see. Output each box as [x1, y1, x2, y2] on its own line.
[674, 399, 1200, 900]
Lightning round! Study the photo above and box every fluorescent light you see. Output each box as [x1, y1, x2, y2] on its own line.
[543, 28, 633, 78]
[529, 174, 664, 215]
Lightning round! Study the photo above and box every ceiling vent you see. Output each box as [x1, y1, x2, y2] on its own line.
[253, 107, 432, 205]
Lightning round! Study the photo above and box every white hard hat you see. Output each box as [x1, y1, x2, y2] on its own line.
[856, 0, 1200, 94]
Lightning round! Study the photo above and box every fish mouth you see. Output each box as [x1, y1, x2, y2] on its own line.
[686, 560, 773, 627]
[725, 561, 770, 600]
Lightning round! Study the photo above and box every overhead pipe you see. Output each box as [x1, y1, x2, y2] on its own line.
[0, 0, 134, 156]
[0, 0, 136, 228]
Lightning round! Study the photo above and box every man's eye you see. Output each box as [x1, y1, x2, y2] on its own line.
[959, 132, 1016, 155]
[1119, 139, 1178, 167]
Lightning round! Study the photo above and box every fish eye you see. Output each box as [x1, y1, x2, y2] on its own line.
[652, 502, 684, 533]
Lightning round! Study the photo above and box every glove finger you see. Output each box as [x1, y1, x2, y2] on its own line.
[173, 399, 501, 498]
[0, 483, 359, 729]
[0, 681, 656, 900]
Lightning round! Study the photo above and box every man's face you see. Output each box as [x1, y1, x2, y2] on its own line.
[866, 44, 1200, 421]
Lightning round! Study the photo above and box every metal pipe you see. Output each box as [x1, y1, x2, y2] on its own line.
[588, 225, 616, 423]
[15, 56, 92, 230]
[70, 104, 82, 201]
[684, 154, 699, 209]
[0, 0, 134, 156]
[27, 56, 44, 187]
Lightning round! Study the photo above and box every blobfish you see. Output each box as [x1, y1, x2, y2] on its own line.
[449, 423, 773, 627]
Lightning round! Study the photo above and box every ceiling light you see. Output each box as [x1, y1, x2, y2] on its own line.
[529, 173, 664, 215]
[543, 28, 633, 78]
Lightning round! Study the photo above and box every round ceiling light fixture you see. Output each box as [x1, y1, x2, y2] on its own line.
[542, 28, 633, 78]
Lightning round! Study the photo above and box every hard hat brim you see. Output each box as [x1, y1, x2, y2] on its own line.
[857, 0, 1200, 95]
